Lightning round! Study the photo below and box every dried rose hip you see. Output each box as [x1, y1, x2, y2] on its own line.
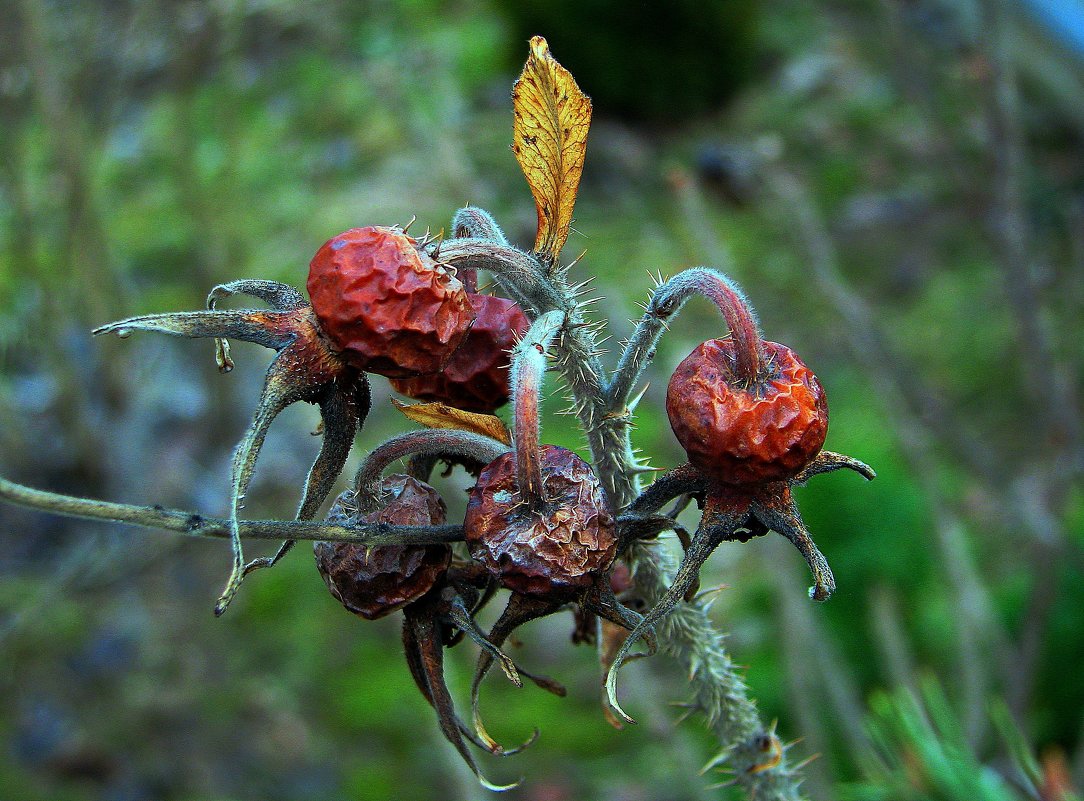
[463, 445, 617, 598]
[666, 338, 828, 485]
[314, 475, 452, 620]
[307, 226, 475, 378]
[390, 294, 529, 412]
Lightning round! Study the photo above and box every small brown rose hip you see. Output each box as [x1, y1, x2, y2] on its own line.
[666, 338, 828, 485]
[314, 475, 452, 620]
[307, 226, 475, 378]
[390, 294, 529, 412]
[464, 445, 617, 598]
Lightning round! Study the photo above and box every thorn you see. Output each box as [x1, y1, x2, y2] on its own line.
[692, 584, 731, 608]
[629, 464, 666, 474]
[430, 230, 445, 260]
[568, 276, 596, 295]
[791, 752, 821, 772]
[401, 214, 417, 233]
[688, 654, 701, 681]
[673, 707, 697, 727]
[566, 249, 588, 270]
[704, 779, 739, 791]
[700, 748, 733, 776]
[627, 383, 651, 411]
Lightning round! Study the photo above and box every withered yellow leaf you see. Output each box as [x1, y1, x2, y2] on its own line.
[512, 36, 592, 266]
[392, 399, 512, 446]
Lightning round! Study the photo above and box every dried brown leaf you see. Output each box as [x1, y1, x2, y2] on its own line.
[392, 399, 512, 446]
[512, 36, 592, 266]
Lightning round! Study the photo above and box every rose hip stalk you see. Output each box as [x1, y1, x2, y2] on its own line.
[605, 268, 874, 722]
[463, 310, 652, 751]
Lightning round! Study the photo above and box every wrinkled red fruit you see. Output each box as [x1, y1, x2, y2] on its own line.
[666, 338, 828, 485]
[390, 294, 529, 413]
[307, 226, 475, 378]
[464, 445, 617, 598]
[314, 475, 452, 620]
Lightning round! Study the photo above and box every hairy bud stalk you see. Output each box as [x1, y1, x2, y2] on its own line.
[352, 429, 510, 512]
[609, 268, 765, 415]
[510, 311, 566, 510]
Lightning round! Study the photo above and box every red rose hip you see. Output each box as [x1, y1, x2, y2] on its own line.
[307, 226, 475, 378]
[390, 294, 529, 412]
[666, 338, 828, 485]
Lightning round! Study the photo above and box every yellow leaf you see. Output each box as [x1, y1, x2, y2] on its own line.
[512, 36, 592, 266]
[392, 399, 512, 446]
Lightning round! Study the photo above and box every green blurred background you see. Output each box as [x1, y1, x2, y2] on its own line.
[1, 1, 1082, 799]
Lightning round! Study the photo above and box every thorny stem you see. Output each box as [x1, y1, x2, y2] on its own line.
[0, 475, 462, 545]
[510, 311, 566, 511]
[629, 539, 806, 800]
[352, 429, 510, 511]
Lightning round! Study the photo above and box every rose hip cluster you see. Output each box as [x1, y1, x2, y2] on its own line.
[91, 207, 872, 779]
[87, 191, 876, 781]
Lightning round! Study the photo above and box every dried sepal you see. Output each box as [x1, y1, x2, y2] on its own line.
[95, 286, 363, 615]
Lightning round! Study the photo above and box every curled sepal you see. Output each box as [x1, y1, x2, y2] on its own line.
[403, 607, 521, 791]
[471, 594, 566, 754]
[206, 279, 307, 371]
[442, 592, 522, 687]
[581, 575, 656, 656]
[242, 376, 371, 581]
[793, 450, 876, 484]
[94, 309, 297, 350]
[97, 294, 360, 615]
[604, 494, 750, 725]
[754, 486, 836, 601]
[401, 605, 528, 755]
[214, 356, 317, 614]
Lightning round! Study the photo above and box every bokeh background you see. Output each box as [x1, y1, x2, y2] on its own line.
[1, 1, 1082, 799]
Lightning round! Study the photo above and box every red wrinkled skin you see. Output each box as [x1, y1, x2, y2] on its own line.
[464, 445, 617, 598]
[307, 226, 475, 378]
[314, 475, 452, 620]
[666, 339, 828, 484]
[390, 294, 529, 412]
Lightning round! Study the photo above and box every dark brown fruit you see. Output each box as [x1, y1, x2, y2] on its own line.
[464, 445, 617, 598]
[307, 226, 475, 378]
[314, 475, 452, 620]
[389, 294, 529, 412]
[666, 338, 828, 484]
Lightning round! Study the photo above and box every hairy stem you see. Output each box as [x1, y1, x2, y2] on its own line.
[439, 237, 630, 509]
[609, 268, 764, 414]
[352, 429, 510, 510]
[509, 310, 565, 510]
[628, 540, 806, 799]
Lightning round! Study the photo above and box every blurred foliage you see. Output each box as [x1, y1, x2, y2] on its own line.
[1, 1, 1083, 800]
[497, 0, 760, 123]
